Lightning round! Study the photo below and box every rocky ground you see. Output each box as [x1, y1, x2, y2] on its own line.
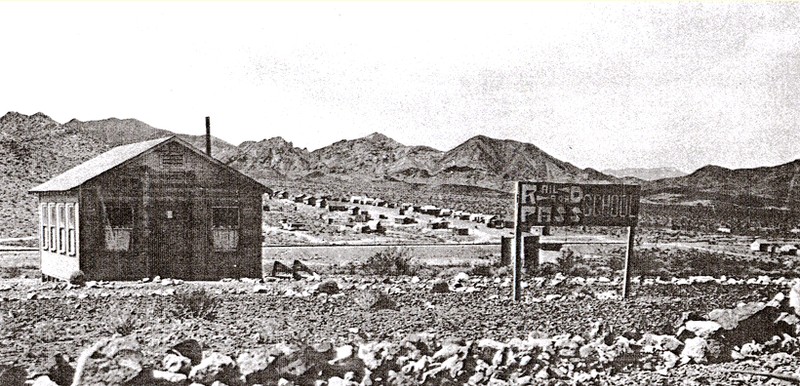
[1, 273, 800, 385]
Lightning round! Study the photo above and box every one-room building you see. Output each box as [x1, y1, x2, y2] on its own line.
[29, 136, 270, 281]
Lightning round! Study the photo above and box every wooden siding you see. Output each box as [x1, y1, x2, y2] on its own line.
[76, 141, 263, 281]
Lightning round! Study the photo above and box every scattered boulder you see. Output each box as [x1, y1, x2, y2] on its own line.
[46, 353, 74, 386]
[683, 321, 722, 339]
[316, 280, 340, 295]
[30, 375, 59, 386]
[188, 352, 239, 385]
[150, 369, 188, 384]
[68, 270, 86, 286]
[170, 339, 203, 365]
[430, 280, 450, 293]
[353, 290, 397, 310]
[680, 337, 708, 364]
[162, 353, 192, 374]
[78, 336, 145, 385]
[236, 350, 271, 381]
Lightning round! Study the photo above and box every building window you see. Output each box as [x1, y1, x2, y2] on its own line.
[212, 207, 239, 228]
[212, 206, 239, 251]
[105, 204, 133, 251]
[107, 206, 134, 229]
[40, 204, 48, 250]
[66, 203, 77, 256]
[56, 204, 66, 254]
[48, 204, 57, 252]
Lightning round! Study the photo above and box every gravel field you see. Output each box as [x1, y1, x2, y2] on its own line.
[0, 275, 789, 385]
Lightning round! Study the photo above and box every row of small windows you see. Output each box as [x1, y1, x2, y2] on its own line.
[40, 203, 77, 256]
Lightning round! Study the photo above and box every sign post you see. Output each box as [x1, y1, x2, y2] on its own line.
[622, 225, 636, 299]
[512, 181, 640, 301]
[513, 181, 523, 301]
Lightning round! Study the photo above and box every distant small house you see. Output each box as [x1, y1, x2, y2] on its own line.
[353, 213, 371, 223]
[293, 194, 308, 203]
[350, 196, 362, 204]
[750, 239, 773, 252]
[470, 213, 486, 223]
[428, 219, 450, 230]
[401, 203, 414, 210]
[362, 197, 376, 205]
[281, 222, 305, 231]
[779, 244, 798, 255]
[486, 216, 504, 228]
[452, 228, 469, 236]
[387, 202, 396, 209]
[328, 205, 348, 212]
[420, 205, 441, 216]
[315, 198, 328, 208]
[350, 206, 361, 215]
[454, 211, 471, 220]
[366, 220, 385, 234]
[353, 220, 385, 234]
[374, 199, 386, 207]
[394, 216, 416, 225]
[273, 191, 289, 200]
[717, 227, 732, 234]
[303, 196, 317, 206]
[439, 209, 453, 217]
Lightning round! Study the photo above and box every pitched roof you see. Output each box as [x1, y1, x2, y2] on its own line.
[29, 137, 172, 192]
[29, 136, 270, 193]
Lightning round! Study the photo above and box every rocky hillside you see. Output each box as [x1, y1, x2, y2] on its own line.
[432, 135, 614, 190]
[643, 161, 800, 209]
[232, 132, 614, 190]
[604, 167, 687, 181]
[228, 137, 311, 180]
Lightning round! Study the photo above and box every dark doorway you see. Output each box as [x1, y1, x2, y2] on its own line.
[152, 200, 191, 278]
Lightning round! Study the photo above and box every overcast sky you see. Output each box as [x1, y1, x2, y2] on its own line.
[1, 2, 798, 173]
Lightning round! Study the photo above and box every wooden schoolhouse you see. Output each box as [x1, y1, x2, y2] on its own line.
[28, 135, 270, 281]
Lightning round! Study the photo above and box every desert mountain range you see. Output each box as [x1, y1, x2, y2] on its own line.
[603, 167, 687, 181]
[1, 111, 798, 236]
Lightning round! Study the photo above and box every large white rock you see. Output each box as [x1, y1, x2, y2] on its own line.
[683, 321, 722, 338]
[188, 352, 238, 385]
[680, 337, 708, 364]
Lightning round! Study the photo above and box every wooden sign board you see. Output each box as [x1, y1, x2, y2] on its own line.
[519, 182, 640, 227]
[512, 181, 641, 301]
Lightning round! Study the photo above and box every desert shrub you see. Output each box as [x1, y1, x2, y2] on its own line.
[557, 249, 578, 273]
[171, 287, 220, 320]
[361, 247, 418, 276]
[569, 263, 595, 277]
[32, 321, 60, 343]
[531, 262, 559, 276]
[467, 264, 493, 277]
[0, 267, 21, 279]
[105, 308, 140, 336]
[608, 254, 625, 272]
[69, 270, 86, 286]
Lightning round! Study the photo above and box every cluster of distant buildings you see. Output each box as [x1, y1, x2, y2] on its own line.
[268, 192, 514, 237]
[750, 239, 800, 256]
